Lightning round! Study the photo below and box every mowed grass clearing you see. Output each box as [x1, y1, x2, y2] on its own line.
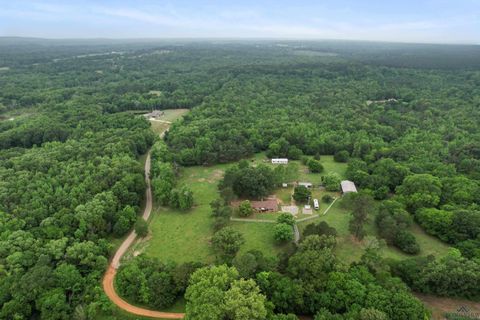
[143, 165, 227, 264]
[230, 221, 287, 258]
[148, 109, 190, 135]
[160, 109, 190, 122]
[298, 199, 451, 265]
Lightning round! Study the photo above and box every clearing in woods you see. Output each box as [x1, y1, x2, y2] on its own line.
[149, 109, 189, 135]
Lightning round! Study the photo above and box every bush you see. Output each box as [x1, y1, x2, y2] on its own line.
[300, 156, 310, 165]
[373, 186, 389, 200]
[212, 227, 245, 263]
[323, 173, 341, 191]
[238, 200, 254, 217]
[334, 150, 349, 162]
[277, 213, 295, 226]
[287, 146, 303, 160]
[274, 223, 294, 242]
[293, 185, 311, 203]
[308, 159, 324, 173]
[303, 221, 337, 238]
[322, 194, 333, 203]
[135, 218, 149, 237]
[394, 230, 420, 254]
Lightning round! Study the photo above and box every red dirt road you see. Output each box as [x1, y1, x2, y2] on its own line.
[103, 266, 184, 319]
[102, 149, 185, 319]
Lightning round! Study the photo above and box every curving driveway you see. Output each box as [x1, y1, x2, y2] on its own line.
[102, 151, 185, 319]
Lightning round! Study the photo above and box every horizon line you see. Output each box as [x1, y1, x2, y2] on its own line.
[1, 35, 479, 47]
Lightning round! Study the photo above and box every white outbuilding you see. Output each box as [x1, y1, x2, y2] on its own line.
[341, 180, 357, 194]
[298, 182, 313, 188]
[272, 158, 289, 164]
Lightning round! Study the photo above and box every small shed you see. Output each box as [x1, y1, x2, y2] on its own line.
[341, 180, 357, 194]
[303, 205, 313, 215]
[282, 183, 288, 188]
[298, 182, 313, 188]
[272, 158, 289, 164]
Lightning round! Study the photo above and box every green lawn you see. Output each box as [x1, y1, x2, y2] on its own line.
[149, 121, 170, 135]
[143, 151, 449, 268]
[298, 200, 451, 264]
[276, 187, 294, 204]
[229, 221, 287, 258]
[161, 109, 189, 122]
[143, 165, 229, 264]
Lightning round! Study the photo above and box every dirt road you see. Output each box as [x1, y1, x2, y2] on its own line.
[103, 266, 184, 319]
[110, 153, 152, 268]
[102, 151, 185, 318]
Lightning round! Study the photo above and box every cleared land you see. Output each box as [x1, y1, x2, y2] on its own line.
[142, 165, 227, 264]
[149, 109, 189, 135]
[298, 199, 451, 264]
[143, 152, 450, 266]
[143, 154, 348, 263]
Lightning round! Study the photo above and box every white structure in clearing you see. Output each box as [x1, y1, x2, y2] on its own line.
[298, 182, 313, 188]
[341, 180, 358, 194]
[313, 199, 319, 210]
[271, 158, 289, 164]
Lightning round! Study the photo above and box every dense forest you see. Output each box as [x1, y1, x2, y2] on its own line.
[1, 38, 479, 319]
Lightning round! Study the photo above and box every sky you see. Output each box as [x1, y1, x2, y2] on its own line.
[0, 0, 479, 44]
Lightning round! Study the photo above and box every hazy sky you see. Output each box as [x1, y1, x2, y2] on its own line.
[1, 0, 479, 44]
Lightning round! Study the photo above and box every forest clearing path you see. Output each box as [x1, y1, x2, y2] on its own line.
[103, 122, 185, 319]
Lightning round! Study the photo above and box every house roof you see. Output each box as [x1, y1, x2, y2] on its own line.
[341, 180, 357, 193]
[251, 199, 278, 211]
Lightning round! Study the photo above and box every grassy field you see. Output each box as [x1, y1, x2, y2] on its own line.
[149, 121, 170, 135]
[141, 150, 449, 269]
[141, 165, 227, 264]
[230, 221, 287, 257]
[160, 109, 189, 122]
[148, 109, 189, 135]
[298, 199, 451, 264]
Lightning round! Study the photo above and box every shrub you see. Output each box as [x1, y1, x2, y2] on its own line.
[293, 185, 311, 203]
[135, 218, 149, 237]
[334, 150, 349, 162]
[322, 194, 333, 203]
[394, 230, 420, 254]
[323, 173, 341, 191]
[277, 213, 295, 226]
[238, 200, 254, 217]
[274, 223, 294, 242]
[212, 227, 245, 263]
[373, 186, 389, 200]
[308, 159, 324, 173]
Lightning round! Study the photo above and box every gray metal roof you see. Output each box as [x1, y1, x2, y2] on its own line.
[341, 180, 357, 193]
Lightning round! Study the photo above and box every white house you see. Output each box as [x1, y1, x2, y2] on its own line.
[341, 180, 357, 194]
[272, 158, 289, 164]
